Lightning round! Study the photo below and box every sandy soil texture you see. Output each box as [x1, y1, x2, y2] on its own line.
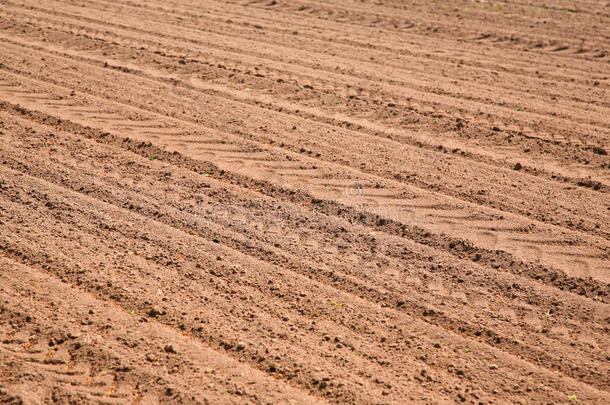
[0, 0, 608, 403]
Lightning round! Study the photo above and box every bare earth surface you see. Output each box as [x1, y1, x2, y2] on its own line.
[0, 0, 609, 403]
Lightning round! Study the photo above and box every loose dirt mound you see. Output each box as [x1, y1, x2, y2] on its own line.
[0, 0, 608, 403]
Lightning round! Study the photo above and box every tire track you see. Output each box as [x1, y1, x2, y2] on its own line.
[2, 37, 599, 238]
[0, 124, 608, 400]
[2, 10, 608, 193]
[4, 3, 608, 185]
[2, 38, 604, 258]
[0, 108, 607, 391]
[1, 97, 606, 300]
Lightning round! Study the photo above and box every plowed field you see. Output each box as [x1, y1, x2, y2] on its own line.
[0, 0, 608, 403]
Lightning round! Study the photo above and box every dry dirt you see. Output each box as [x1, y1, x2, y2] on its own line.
[0, 0, 609, 403]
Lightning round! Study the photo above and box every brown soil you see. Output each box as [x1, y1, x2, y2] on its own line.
[0, 0, 608, 403]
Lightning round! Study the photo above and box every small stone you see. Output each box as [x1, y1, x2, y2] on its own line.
[324, 335, 331, 341]
[236, 342, 246, 351]
[148, 307, 163, 317]
[513, 162, 522, 171]
[164, 345, 177, 354]
[146, 353, 156, 362]
[489, 364, 498, 370]
[334, 335, 342, 343]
